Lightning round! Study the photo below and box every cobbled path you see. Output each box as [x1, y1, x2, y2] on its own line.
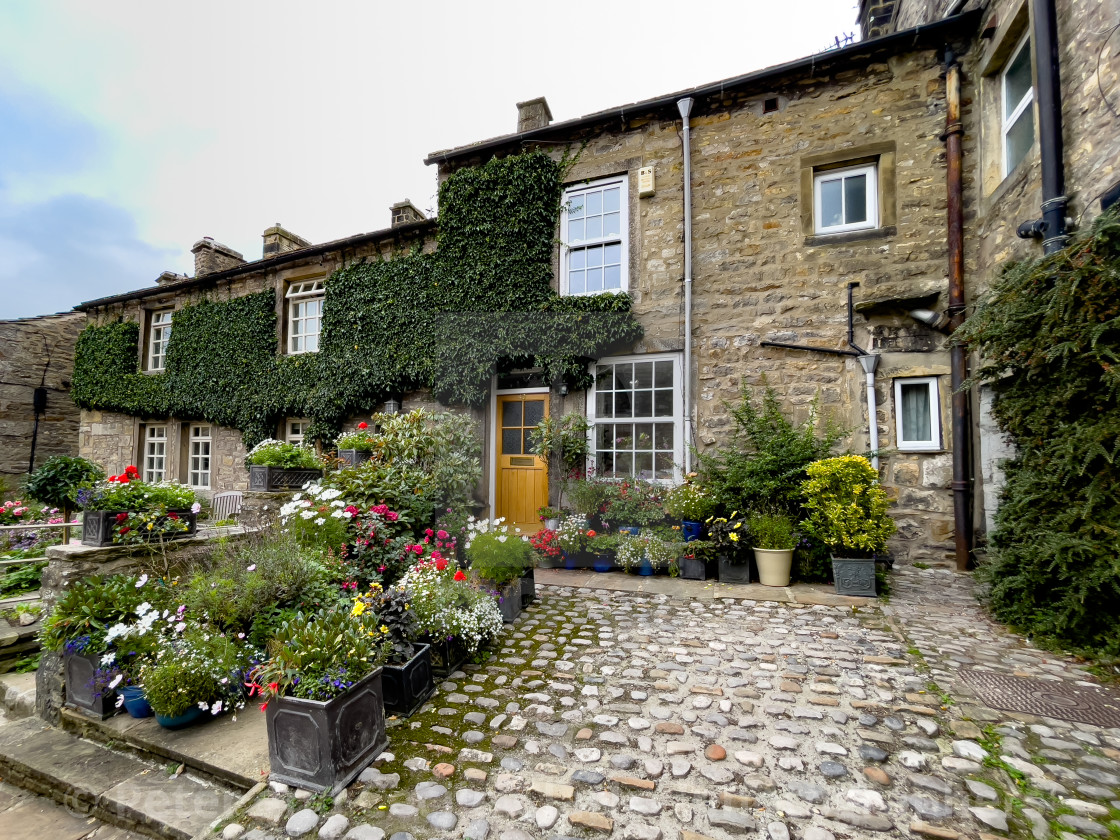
[227, 572, 1120, 840]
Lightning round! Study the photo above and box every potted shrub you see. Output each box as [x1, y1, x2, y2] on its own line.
[707, 512, 752, 583]
[336, 422, 377, 467]
[464, 518, 531, 624]
[251, 607, 392, 794]
[537, 506, 561, 531]
[529, 413, 591, 514]
[394, 556, 504, 677]
[587, 531, 617, 573]
[528, 527, 563, 569]
[663, 478, 716, 542]
[142, 631, 247, 729]
[679, 538, 714, 581]
[748, 512, 797, 587]
[73, 468, 198, 547]
[646, 528, 687, 577]
[800, 455, 895, 597]
[554, 514, 593, 569]
[245, 439, 324, 492]
[353, 584, 433, 716]
[567, 476, 614, 527]
[603, 480, 663, 533]
[615, 531, 650, 575]
[26, 455, 103, 542]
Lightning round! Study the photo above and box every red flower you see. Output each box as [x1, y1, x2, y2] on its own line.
[268, 682, 279, 693]
[454, 570, 467, 581]
[107, 475, 119, 483]
[435, 558, 448, 571]
[119, 526, 131, 534]
[118, 477, 130, 484]
[124, 465, 139, 478]
[358, 422, 368, 429]
[168, 512, 179, 520]
[436, 530, 448, 540]
[115, 512, 128, 522]
[260, 702, 269, 712]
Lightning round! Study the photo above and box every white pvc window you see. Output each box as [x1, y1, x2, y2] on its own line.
[814, 164, 878, 234]
[561, 176, 628, 295]
[588, 354, 683, 481]
[894, 377, 942, 451]
[286, 419, 309, 446]
[189, 424, 211, 489]
[148, 310, 172, 371]
[1002, 34, 1035, 176]
[144, 425, 167, 482]
[287, 280, 324, 354]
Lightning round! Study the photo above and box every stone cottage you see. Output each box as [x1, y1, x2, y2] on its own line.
[72, 0, 1119, 568]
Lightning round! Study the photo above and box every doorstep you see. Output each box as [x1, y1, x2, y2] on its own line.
[534, 568, 873, 607]
[62, 703, 269, 790]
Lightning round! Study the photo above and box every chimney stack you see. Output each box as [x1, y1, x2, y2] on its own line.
[516, 97, 552, 133]
[391, 201, 426, 228]
[262, 223, 311, 258]
[156, 271, 188, 286]
[191, 238, 245, 277]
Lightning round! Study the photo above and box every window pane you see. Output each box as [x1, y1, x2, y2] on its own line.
[654, 423, 673, 450]
[597, 391, 613, 417]
[570, 249, 586, 270]
[634, 452, 653, 478]
[502, 429, 522, 455]
[634, 390, 653, 416]
[654, 361, 673, 388]
[614, 364, 633, 390]
[635, 423, 653, 450]
[1005, 110, 1035, 172]
[820, 178, 843, 227]
[596, 365, 612, 386]
[524, 399, 544, 426]
[655, 452, 674, 479]
[634, 362, 652, 389]
[1004, 41, 1033, 118]
[568, 219, 585, 242]
[524, 430, 537, 454]
[615, 424, 634, 449]
[586, 190, 602, 215]
[603, 242, 621, 267]
[569, 270, 586, 295]
[603, 264, 621, 290]
[597, 424, 614, 449]
[585, 215, 602, 240]
[568, 196, 584, 218]
[654, 390, 673, 416]
[603, 211, 621, 237]
[598, 450, 615, 475]
[900, 383, 933, 442]
[502, 401, 522, 428]
[603, 187, 620, 213]
[614, 452, 632, 476]
[587, 268, 603, 291]
[614, 391, 633, 418]
[586, 245, 603, 267]
[843, 175, 867, 224]
[306, 333, 319, 352]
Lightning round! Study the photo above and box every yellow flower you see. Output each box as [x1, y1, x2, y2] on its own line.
[351, 602, 366, 617]
[728, 532, 740, 542]
[380, 625, 390, 634]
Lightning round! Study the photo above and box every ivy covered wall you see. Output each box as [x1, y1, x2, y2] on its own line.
[72, 152, 642, 445]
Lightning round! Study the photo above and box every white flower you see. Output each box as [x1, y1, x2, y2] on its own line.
[212, 700, 223, 715]
[319, 488, 343, 501]
[330, 500, 345, 508]
[108, 674, 123, 690]
[292, 493, 303, 502]
[116, 694, 125, 708]
[135, 574, 148, 588]
[300, 510, 315, 520]
[331, 510, 347, 519]
[314, 518, 325, 526]
[191, 502, 201, 514]
[101, 652, 116, 666]
[175, 622, 186, 633]
[198, 701, 209, 711]
[137, 602, 152, 615]
[247, 564, 257, 572]
[498, 535, 507, 543]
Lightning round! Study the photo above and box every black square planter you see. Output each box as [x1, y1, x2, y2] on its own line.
[248, 465, 324, 492]
[520, 569, 536, 608]
[265, 667, 389, 795]
[64, 651, 118, 719]
[679, 554, 707, 580]
[338, 450, 373, 467]
[381, 644, 435, 717]
[80, 510, 198, 548]
[718, 554, 754, 584]
[496, 579, 521, 624]
[425, 636, 468, 678]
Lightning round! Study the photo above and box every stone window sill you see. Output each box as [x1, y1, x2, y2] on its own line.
[804, 226, 896, 247]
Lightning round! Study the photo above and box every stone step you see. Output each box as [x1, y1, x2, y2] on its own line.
[0, 717, 243, 840]
[0, 671, 36, 719]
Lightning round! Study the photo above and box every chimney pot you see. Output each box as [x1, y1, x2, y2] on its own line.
[391, 201, 426, 228]
[190, 238, 245, 277]
[516, 97, 552, 133]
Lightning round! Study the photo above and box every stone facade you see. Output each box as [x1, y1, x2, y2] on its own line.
[0, 312, 84, 483]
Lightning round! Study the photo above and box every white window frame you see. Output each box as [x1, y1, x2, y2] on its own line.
[188, 424, 212, 489]
[144, 425, 167, 483]
[894, 377, 942, 452]
[287, 280, 325, 354]
[148, 310, 173, 372]
[813, 163, 878, 234]
[1002, 33, 1035, 177]
[285, 418, 310, 446]
[587, 352, 684, 483]
[560, 175, 629, 296]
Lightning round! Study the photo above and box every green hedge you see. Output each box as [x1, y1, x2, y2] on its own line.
[958, 210, 1120, 659]
[72, 151, 642, 446]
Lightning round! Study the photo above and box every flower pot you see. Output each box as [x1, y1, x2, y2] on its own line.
[80, 509, 198, 547]
[638, 557, 654, 576]
[718, 554, 753, 584]
[266, 667, 389, 795]
[562, 550, 578, 570]
[831, 556, 877, 597]
[496, 579, 522, 624]
[381, 644, 434, 717]
[63, 651, 118, 718]
[337, 449, 373, 467]
[425, 636, 468, 677]
[754, 548, 793, 587]
[119, 685, 153, 718]
[679, 554, 707, 580]
[681, 520, 703, 542]
[520, 569, 536, 607]
[617, 525, 641, 536]
[538, 553, 560, 569]
[592, 553, 613, 573]
[248, 465, 324, 492]
[545, 518, 560, 531]
[156, 705, 206, 730]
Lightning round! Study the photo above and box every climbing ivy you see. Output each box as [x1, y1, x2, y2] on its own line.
[957, 210, 1120, 660]
[71, 151, 643, 446]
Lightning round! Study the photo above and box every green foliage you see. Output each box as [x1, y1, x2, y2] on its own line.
[466, 531, 532, 585]
[748, 512, 796, 550]
[956, 211, 1120, 658]
[602, 479, 663, 527]
[697, 386, 841, 517]
[566, 475, 614, 518]
[41, 575, 145, 652]
[662, 480, 717, 521]
[140, 631, 248, 718]
[245, 440, 322, 469]
[0, 561, 45, 596]
[112, 507, 193, 544]
[24, 456, 104, 510]
[74, 477, 196, 512]
[71, 152, 641, 446]
[800, 456, 894, 556]
[353, 584, 416, 663]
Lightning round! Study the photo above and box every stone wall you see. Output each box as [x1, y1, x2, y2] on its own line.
[0, 313, 84, 483]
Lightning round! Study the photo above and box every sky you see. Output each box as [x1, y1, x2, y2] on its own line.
[0, 1, 860, 320]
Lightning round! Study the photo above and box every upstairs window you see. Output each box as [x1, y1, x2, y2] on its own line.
[148, 310, 172, 371]
[1002, 34, 1035, 176]
[814, 164, 878, 234]
[561, 176, 628, 295]
[143, 425, 168, 482]
[287, 280, 324, 354]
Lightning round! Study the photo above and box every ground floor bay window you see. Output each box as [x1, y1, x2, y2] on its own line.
[588, 353, 684, 482]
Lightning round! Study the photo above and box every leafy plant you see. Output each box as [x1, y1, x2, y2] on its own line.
[800, 456, 894, 557]
[602, 480, 663, 527]
[42, 575, 146, 652]
[706, 512, 749, 563]
[530, 413, 591, 510]
[464, 519, 532, 585]
[662, 479, 717, 521]
[24, 456, 104, 513]
[352, 583, 415, 663]
[697, 386, 841, 518]
[394, 560, 503, 653]
[141, 631, 249, 718]
[748, 512, 796, 550]
[72, 471, 197, 512]
[554, 514, 593, 554]
[529, 527, 563, 561]
[112, 507, 192, 544]
[566, 475, 615, 519]
[245, 440, 321, 470]
[335, 422, 376, 452]
[0, 561, 45, 596]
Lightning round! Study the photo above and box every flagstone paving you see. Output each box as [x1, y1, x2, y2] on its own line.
[214, 569, 1120, 840]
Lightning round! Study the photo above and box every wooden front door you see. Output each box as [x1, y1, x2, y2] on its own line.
[495, 393, 549, 534]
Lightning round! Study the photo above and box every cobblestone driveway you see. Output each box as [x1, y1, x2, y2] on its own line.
[231, 569, 1120, 840]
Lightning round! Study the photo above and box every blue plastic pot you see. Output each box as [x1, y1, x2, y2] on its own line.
[681, 520, 703, 542]
[119, 685, 153, 718]
[638, 558, 654, 576]
[563, 551, 578, 570]
[618, 526, 641, 536]
[155, 705, 205, 730]
[593, 553, 613, 573]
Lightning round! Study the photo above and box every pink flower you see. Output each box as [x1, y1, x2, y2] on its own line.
[437, 530, 448, 540]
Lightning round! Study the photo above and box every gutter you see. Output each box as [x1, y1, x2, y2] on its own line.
[75, 218, 436, 312]
[424, 10, 981, 166]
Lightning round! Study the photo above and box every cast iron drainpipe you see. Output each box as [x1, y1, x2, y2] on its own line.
[678, 97, 695, 474]
[944, 48, 973, 572]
